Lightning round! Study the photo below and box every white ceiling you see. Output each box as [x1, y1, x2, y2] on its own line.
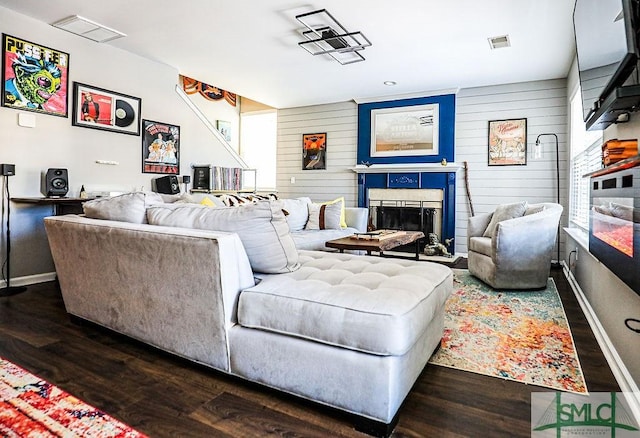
[0, 0, 577, 109]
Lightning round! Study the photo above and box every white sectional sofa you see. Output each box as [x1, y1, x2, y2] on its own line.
[44, 192, 452, 436]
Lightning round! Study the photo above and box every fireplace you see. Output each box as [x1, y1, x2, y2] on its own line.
[589, 163, 640, 296]
[368, 188, 443, 253]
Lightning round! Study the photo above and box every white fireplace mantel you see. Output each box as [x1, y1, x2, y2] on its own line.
[350, 162, 461, 174]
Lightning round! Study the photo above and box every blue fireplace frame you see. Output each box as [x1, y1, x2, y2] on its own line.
[356, 94, 457, 249]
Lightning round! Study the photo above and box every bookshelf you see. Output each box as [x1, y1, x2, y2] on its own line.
[191, 165, 257, 193]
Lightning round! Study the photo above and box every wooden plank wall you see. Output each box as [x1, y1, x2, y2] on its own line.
[276, 101, 359, 206]
[276, 79, 568, 254]
[455, 79, 568, 254]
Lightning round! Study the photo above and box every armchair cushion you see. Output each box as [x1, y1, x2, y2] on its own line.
[468, 236, 492, 257]
[482, 201, 527, 237]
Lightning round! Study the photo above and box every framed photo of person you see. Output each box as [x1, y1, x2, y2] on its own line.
[71, 82, 141, 135]
[142, 119, 180, 174]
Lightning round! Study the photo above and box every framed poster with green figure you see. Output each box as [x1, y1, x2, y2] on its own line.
[2, 34, 69, 117]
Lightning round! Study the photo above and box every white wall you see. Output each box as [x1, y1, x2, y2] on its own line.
[0, 6, 241, 279]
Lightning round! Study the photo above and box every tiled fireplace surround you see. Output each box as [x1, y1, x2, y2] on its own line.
[355, 93, 458, 253]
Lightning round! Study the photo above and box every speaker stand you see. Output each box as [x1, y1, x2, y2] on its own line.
[1, 175, 27, 298]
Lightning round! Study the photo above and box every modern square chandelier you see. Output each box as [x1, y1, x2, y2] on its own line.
[296, 9, 372, 65]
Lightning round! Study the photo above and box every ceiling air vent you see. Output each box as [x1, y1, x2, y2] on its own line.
[488, 35, 510, 50]
[51, 15, 126, 43]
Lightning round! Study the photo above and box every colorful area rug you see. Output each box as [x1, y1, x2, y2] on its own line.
[0, 357, 147, 437]
[429, 270, 588, 394]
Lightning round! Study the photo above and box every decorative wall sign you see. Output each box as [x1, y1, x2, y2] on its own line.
[142, 119, 180, 174]
[370, 103, 439, 157]
[1, 34, 69, 117]
[72, 82, 141, 135]
[181, 75, 237, 106]
[488, 118, 527, 166]
[302, 133, 326, 170]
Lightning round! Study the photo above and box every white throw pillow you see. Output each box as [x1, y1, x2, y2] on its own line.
[147, 200, 299, 274]
[305, 201, 342, 230]
[83, 191, 163, 224]
[281, 197, 311, 231]
[483, 201, 527, 237]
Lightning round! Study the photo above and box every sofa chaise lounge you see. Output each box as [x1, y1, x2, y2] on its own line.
[44, 193, 452, 436]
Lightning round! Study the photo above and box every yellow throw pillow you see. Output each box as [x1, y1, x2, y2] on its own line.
[321, 197, 347, 228]
[200, 197, 216, 207]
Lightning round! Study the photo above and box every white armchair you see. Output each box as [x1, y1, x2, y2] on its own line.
[467, 203, 563, 290]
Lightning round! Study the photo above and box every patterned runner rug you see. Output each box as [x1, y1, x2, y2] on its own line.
[0, 357, 147, 437]
[429, 270, 588, 394]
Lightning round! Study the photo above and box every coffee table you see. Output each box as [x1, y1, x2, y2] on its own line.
[325, 231, 425, 260]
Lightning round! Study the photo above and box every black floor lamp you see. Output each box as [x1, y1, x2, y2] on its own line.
[534, 133, 562, 269]
[0, 164, 27, 297]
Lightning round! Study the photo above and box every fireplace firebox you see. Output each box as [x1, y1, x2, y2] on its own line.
[368, 188, 443, 254]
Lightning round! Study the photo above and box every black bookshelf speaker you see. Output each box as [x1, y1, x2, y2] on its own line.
[43, 168, 69, 197]
[155, 175, 180, 194]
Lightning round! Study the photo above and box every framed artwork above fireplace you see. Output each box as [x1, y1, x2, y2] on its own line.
[370, 104, 439, 158]
[356, 93, 455, 166]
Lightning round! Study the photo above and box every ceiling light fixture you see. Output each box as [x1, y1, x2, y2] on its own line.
[296, 9, 371, 65]
[383, 81, 397, 86]
[51, 15, 126, 43]
[488, 34, 510, 50]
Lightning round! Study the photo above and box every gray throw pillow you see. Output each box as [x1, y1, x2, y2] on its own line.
[83, 192, 163, 224]
[483, 201, 527, 237]
[524, 204, 546, 216]
[147, 200, 299, 274]
[281, 197, 311, 231]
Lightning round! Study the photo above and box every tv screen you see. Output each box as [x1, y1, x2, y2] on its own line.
[574, 0, 639, 122]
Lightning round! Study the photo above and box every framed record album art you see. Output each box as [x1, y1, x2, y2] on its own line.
[142, 119, 180, 174]
[71, 82, 141, 135]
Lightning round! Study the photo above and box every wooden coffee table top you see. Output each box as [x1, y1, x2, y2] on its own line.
[325, 231, 425, 253]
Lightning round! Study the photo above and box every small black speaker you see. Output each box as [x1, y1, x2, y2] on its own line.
[155, 175, 180, 194]
[43, 168, 69, 197]
[1, 163, 15, 176]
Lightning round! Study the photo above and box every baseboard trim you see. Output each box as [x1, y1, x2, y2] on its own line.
[563, 264, 640, 424]
[0, 272, 57, 288]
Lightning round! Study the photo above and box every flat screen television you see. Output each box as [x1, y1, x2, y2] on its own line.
[574, 0, 640, 130]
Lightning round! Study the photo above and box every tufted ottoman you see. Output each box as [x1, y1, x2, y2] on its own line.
[230, 250, 453, 434]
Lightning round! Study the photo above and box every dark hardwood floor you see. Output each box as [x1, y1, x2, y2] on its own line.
[0, 263, 619, 437]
